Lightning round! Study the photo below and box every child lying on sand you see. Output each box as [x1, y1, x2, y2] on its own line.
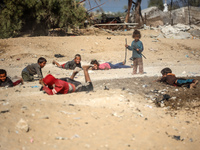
[90, 59, 131, 70]
[0, 69, 23, 87]
[157, 68, 198, 89]
[52, 54, 82, 70]
[39, 65, 93, 95]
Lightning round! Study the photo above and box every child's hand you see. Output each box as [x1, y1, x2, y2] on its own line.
[39, 79, 45, 86]
[125, 44, 128, 48]
[136, 48, 139, 51]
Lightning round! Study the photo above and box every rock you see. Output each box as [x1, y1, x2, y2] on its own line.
[157, 33, 165, 38]
[190, 29, 200, 38]
[41, 116, 49, 119]
[0, 109, 10, 114]
[174, 24, 190, 31]
[142, 85, 147, 88]
[55, 137, 68, 140]
[171, 97, 177, 100]
[104, 86, 109, 90]
[71, 134, 80, 139]
[182, 71, 186, 74]
[172, 135, 181, 141]
[16, 119, 29, 132]
[160, 25, 192, 39]
[54, 54, 64, 58]
[160, 103, 165, 107]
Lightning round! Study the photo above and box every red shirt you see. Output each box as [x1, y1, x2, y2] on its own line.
[42, 74, 75, 95]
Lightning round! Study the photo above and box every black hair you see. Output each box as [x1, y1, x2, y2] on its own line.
[0, 69, 7, 76]
[132, 30, 141, 38]
[90, 59, 99, 66]
[75, 54, 81, 59]
[38, 57, 47, 64]
[161, 68, 172, 75]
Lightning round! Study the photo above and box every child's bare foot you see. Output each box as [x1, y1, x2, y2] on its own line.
[190, 80, 198, 89]
[132, 73, 137, 75]
[123, 61, 126, 65]
[82, 65, 92, 71]
[52, 60, 56, 65]
[73, 67, 82, 73]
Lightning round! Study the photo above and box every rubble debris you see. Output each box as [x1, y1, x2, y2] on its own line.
[16, 118, 29, 132]
[0, 109, 10, 114]
[54, 54, 65, 58]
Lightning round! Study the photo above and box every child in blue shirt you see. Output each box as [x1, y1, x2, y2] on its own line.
[125, 30, 144, 74]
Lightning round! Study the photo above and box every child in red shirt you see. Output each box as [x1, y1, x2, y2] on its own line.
[40, 65, 93, 95]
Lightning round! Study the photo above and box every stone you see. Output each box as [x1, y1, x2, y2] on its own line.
[55, 137, 68, 140]
[41, 116, 49, 119]
[16, 119, 29, 132]
[0, 109, 10, 114]
[142, 85, 147, 88]
[190, 29, 200, 38]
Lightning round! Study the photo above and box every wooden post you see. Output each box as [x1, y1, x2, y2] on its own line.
[170, 0, 173, 25]
[188, 1, 191, 25]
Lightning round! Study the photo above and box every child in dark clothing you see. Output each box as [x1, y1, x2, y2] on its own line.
[90, 59, 131, 70]
[125, 30, 144, 75]
[52, 54, 82, 70]
[157, 67, 198, 89]
[0, 69, 23, 87]
[39, 65, 93, 95]
[21, 57, 47, 82]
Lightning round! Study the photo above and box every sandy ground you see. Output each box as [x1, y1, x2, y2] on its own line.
[0, 29, 200, 150]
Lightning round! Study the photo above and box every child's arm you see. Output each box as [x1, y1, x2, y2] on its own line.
[136, 41, 144, 53]
[158, 76, 167, 82]
[125, 42, 134, 51]
[35, 66, 43, 79]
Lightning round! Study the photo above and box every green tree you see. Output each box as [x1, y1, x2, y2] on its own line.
[148, 0, 164, 10]
[0, 0, 87, 38]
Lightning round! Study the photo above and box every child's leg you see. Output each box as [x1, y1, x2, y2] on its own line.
[70, 67, 82, 80]
[52, 60, 62, 68]
[190, 80, 198, 89]
[21, 72, 34, 81]
[13, 78, 23, 86]
[82, 65, 92, 82]
[138, 58, 143, 74]
[75, 65, 93, 92]
[133, 59, 138, 74]
[177, 79, 194, 85]
[113, 62, 131, 69]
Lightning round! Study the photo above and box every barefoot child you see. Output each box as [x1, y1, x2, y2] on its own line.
[125, 30, 144, 74]
[39, 65, 93, 95]
[21, 57, 47, 81]
[52, 54, 82, 70]
[157, 67, 198, 89]
[0, 69, 23, 87]
[90, 59, 131, 70]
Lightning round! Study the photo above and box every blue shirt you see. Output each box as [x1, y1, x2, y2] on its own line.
[127, 40, 144, 58]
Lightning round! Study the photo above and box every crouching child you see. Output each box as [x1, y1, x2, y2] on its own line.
[21, 57, 47, 82]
